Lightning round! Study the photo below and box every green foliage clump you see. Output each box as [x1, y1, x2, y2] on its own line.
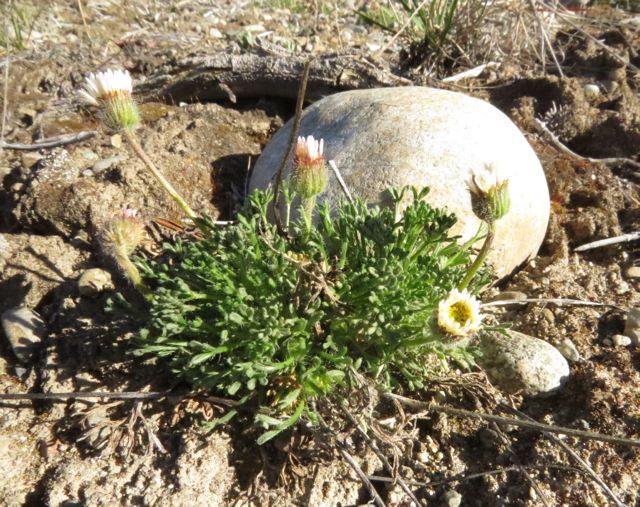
[135, 187, 487, 443]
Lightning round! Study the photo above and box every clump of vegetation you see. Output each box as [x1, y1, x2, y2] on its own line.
[81, 69, 509, 443]
[0, 1, 35, 51]
[135, 186, 487, 443]
[358, 0, 489, 71]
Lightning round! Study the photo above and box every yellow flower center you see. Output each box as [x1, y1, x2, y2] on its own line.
[449, 301, 472, 325]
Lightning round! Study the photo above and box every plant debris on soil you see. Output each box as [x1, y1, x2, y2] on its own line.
[0, 1, 639, 506]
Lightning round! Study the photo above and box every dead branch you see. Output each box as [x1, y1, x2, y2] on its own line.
[383, 393, 640, 448]
[0, 131, 97, 150]
[481, 297, 623, 311]
[574, 231, 640, 252]
[534, 118, 640, 171]
[503, 405, 625, 507]
[135, 52, 411, 103]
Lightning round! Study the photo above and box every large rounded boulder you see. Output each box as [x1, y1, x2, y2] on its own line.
[249, 87, 550, 277]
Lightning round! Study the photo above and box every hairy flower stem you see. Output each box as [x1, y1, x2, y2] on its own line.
[459, 222, 495, 291]
[301, 197, 316, 234]
[122, 130, 197, 222]
[114, 245, 150, 296]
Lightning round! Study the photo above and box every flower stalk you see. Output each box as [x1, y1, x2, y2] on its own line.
[80, 69, 197, 223]
[122, 130, 198, 221]
[459, 164, 511, 291]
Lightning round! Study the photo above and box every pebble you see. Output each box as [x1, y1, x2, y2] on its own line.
[541, 308, 555, 323]
[92, 155, 126, 175]
[1, 307, 46, 365]
[602, 338, 613, 346]
[625, 266, 640, 279]
[209, 28, 223, 38]
[78, 268, 114, 298]
[556, 338, 582, 362]
[623, 307, 640, 346]
[21, 152, 44, 169]
[611, 334, 632, 347]
[582, 83, 600, 100]
[478, 331, 570, 396]
[110, 134, 123, 149]
[416, 451, 430, 464]
[441, 490, 462, 507]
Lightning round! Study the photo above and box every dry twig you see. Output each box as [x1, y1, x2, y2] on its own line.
[534, 118, 640, 171]
[383, 393, 640, 448]
[574, 231, 640, 252]
[503, 405, 625, 507]
[0, 131, 97, 150]
[482, 297, 623, 311]
[328, 160, 354, 204]
[340, 403, 420, 506]
[273, 59, 312, 233]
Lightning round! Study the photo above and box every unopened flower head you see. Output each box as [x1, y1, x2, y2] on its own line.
[79, 69, 140, 132]
[437, 289, 482, 337]
[468, 164, 511, 223]
[102, 208, 145, 257]
[292, 135, 328, 199]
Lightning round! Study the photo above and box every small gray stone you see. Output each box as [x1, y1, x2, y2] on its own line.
[1, 307, 46, 365]
[21, 152, 44, 169]
[556, 338, 582, 362]
[478, 331, 570, 396]
[541, 308, 555, 323]
[92, 155, 126, 175]
[78, 268, 114, 298]
[625, 266, 640, 279]
[441, 490, 462, 507]
[582, 83, 600, 100]
[602, 338, 613, 347]
[623, 307, 640, 346]
[611, 334, 632, 347]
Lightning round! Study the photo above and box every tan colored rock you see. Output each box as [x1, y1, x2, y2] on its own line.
[250, 87, 550, 277]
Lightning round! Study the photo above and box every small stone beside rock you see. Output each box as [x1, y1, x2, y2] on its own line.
[478, 330, 570, 397]
[1, 307, 46, 365]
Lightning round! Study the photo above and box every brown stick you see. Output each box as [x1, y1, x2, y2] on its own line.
[503, 405, 625, 507]
[0, 131, 97, 150]
[272, 59, 312, 233]
[383, 393, 640, 448]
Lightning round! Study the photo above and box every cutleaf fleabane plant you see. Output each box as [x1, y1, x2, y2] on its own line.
[80, 71, 508, 443]
[136, 187, 488, 442]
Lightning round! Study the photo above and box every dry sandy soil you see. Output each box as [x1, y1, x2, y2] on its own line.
[0, 0, 639, 506]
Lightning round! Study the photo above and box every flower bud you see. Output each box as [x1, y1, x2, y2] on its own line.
[102, 208, 144, 257]
[291, 135, 328, 199]
[468, 164, 511, 223]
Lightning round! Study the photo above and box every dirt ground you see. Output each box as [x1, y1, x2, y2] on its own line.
[0, 0, 639, 506]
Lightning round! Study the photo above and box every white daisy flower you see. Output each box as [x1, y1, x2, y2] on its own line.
[79, 69, 139, 131]
[295, 135, 324, 164]
[437, 289, 482, 337]
[79, 69, 134, 105]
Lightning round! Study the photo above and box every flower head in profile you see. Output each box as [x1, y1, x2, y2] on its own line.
[437, 289, 482, 337]
[291, 135, 328, 199]
[468, 164, 510, 223]
[102, 208, 145, 257]
[79, 69, 139, 132]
